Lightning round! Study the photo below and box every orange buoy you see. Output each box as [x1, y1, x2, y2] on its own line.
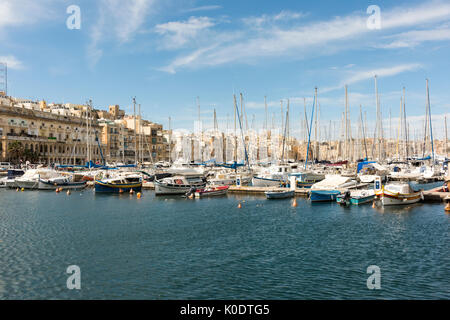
[292, 198, 298, 207]
[137, 192, 141, 199]
[445, 197, 450, 213]
[238, 202, 242, 209]
[372, 201, 376, 208]
[119, 188, 123, 194]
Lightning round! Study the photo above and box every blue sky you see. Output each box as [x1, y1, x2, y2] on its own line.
[1, 0, 450, 138]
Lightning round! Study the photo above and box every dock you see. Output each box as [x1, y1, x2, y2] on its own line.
[422, 187, 450, 202]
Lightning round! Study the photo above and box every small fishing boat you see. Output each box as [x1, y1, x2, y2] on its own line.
[337, 189, 375, 205]
[309, 175, 357, 202]
[155, 175, 206, 195]
[265, 190, 295, 199]
[375, 183, 423, 206]
[193, 185, 229, 198]
[95, 174, 142, 193]
[38, 176, 87, 190]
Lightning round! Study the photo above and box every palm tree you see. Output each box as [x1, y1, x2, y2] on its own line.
[8, 141, 24, 163]
[23, 148, 39, 163]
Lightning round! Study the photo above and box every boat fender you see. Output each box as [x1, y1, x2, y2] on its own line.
[292, 198, 298, 207]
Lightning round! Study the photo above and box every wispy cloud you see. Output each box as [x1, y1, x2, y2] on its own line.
[155, 16, 216, 50]
[379, 26, 450, 49]
[343, 64, 422, 86]
[0, 55, 24, 69]
[160, 1, 450, 73]
[184, 5, 222, 13]
[0, 0, 56, 31]
[87, 0, 158, 67]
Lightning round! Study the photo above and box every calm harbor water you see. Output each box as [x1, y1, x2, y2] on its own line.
[0, 189, 448, 299]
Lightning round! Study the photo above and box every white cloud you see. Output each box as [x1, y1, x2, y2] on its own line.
[343, 64, 422, 86]
[155, 16, 216, 50]
[184, 5, 222, 13]
[160, 1, 450, 73]
[0, 55, 24, 69]
[87, 0, 158, 66]
[242, 10, 306, 29]
[380, 27, 450, 49]
[0, 0, 54, 29]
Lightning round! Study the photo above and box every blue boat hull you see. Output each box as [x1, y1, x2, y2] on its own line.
[265, 190, 295, 199]
[350, 195, 375, 205]
[310, 190, 341, 202]
[94, 180, 142, 193]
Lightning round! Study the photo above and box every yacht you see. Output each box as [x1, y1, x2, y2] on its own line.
[15, 169, 60, 190]
[252, 164, 293, 187]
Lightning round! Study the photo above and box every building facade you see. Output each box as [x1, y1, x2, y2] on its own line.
[0, 95, 169, 165]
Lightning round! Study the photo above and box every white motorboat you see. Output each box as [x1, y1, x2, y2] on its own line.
[15, 169, 60, 190]
[252, 164, 293, 187]
[38, 175, 87, 190]
[155, 175, 206, 195]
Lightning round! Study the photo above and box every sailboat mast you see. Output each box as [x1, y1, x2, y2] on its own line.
[264, 96, 268, 131]
[445, 115, 448, 158]
[315, 88, 318, 162]
[344, 85, 348, 160]
[133, 97, 137, 165]
[233, 94, 237, 163]
[168, 116, 172, 164]
[138, 103, 142, 164]
[403, 88, 408, 160]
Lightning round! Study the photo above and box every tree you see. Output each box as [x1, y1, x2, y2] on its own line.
[23, 148, 39, 163]
[8, 141, 24, 163]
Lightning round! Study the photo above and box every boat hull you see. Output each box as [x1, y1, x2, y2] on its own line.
[265, 190, 295, 199]
[94, 180, 142, 193]
[375, 190, 422, 206]
[38, 179, 87, 190]
[252, 176, 282, 187]
[15, 179, 39, 190]
[194, 186, 229, 198]
[155, 181, 206, 195]
[310, 190, 341, 202]
[350, 194, 375, 205]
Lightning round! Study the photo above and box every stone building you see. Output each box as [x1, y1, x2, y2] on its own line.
[0, 102, 103, 165]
